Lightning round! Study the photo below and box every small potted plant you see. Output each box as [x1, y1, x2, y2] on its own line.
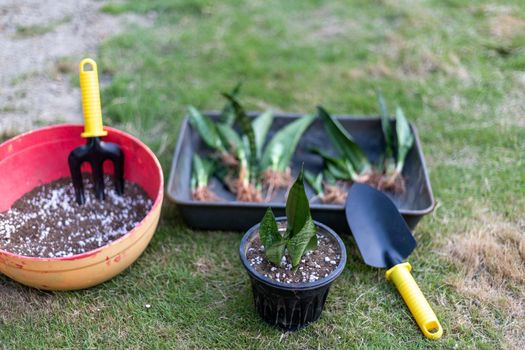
[239, 167, 347, 330]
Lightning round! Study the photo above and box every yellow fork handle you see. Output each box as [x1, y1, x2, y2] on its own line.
[79, 58, 107, 138]
[385, 262, 443, 340]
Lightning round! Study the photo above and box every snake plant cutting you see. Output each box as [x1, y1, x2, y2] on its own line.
[191, 154, 217, 201]
[376, 94, 415, 193]
[311, 96, 415, 203]
[316, 106, 373, 183]
[305, 170, 347, 204]
[188, 88, 314, 202]
[258, 167, 317, 270]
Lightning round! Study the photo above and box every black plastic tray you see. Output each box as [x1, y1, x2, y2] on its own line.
[167, 112, 435, 233]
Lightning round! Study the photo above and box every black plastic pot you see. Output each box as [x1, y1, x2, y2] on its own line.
[167, 112, 435, 233]
[239, 217, 347, 331]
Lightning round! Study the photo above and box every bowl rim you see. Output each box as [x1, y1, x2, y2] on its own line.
[0, 123, 164, 262]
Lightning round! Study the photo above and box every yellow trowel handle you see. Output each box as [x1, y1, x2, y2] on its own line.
[79, 58, 107, 138]
[385, 262, 443, 340]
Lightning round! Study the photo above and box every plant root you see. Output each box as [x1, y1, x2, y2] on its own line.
[366, 170, 386, 189]
[236, 181, 263, 202]
[192, 186, 219, 201]
[230, 165, 263, 202]
[219, 152, 239, 168]
[224, 173, 238, 194]
[320, 182, 349, 204]
[352, 172, 371, 184]
[262, 168, 292, 201]
[378, 171, 406, 193]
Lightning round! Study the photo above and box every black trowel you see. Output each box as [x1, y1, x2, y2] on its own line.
[345, 183, 443, 340]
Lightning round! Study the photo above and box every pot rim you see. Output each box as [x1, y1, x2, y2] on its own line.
[0, 124, 164, 262]
[239, 217, 347, 290]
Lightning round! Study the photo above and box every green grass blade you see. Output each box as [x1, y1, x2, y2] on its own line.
[188, 106, 225, 151]
[251, 110, 274, 158]
[260, 114, 315, 172]
[317, 106, 371, 174]
[395, 106, 414, 172]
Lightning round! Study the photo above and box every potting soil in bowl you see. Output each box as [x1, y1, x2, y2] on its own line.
[246, 223, 342, 284]
[0, 174, 152, 258]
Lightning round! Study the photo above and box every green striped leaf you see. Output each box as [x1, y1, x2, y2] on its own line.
[395, 106, 414, 172]
[317, 106, 371, 174]
[261, 114, 315, 172]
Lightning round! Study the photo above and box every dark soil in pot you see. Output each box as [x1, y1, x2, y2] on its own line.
[0, 174, 152, 258]
[240, 218, 347, 331]
[246, 222, 341, 283]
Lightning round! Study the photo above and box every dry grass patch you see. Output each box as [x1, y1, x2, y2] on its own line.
[495, 84, 525, 127]
[351, 50, 470, 82]
[489, 14, 525, 39]
[445, 213, 525, 349]
[0, 278, 61, 322]
[351, 31, 470, 82]
[193, 256, 214, 275]
[288, 3, 360, 44]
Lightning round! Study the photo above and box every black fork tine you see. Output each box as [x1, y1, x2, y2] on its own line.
[68, 137, 124, 204]
[68, 146, 88, 205]
[103, 141, 125, 195]
[91, 158, 105, 201]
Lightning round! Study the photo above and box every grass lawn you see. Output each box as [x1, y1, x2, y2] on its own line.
[1, 0, 525, 348]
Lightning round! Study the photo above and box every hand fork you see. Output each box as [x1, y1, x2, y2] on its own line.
[68, 58, 124, 205]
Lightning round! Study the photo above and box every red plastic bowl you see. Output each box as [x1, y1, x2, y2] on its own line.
[0, 124, 163, 290]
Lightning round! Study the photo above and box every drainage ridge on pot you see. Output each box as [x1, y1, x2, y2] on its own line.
[240, 217, 347, 331]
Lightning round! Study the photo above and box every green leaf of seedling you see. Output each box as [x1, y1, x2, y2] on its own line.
[190, 170, 197, 191]
[259, 208, 282, 250]
[304, 171, 323, 196]
[252, 110, 274, 158]
[261, 114, 315, 172]
[323, 169, 337, 185]
[317, 106, 371, 174]
[223, 93, 258, 183]
[327, 162, 352, 180]
[212, 162, 229, 184]
[192, 154, 214, 188]
[288, 215, 317, 269]
[377, 91, 395, 160]
[310, 147, 356, 180]
[266, 240, 287, 266]
[395, 106, 414, 173]
[285, 166, 311, 238]
[219, 82, 242, 126]
[188, 106, 225, 151]
[305, 230, 318, 253]
[216, 123, 244, 158]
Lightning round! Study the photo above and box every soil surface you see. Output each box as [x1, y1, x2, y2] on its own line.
[0, 175, 152, 258]
[246, 223, 341, 284]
